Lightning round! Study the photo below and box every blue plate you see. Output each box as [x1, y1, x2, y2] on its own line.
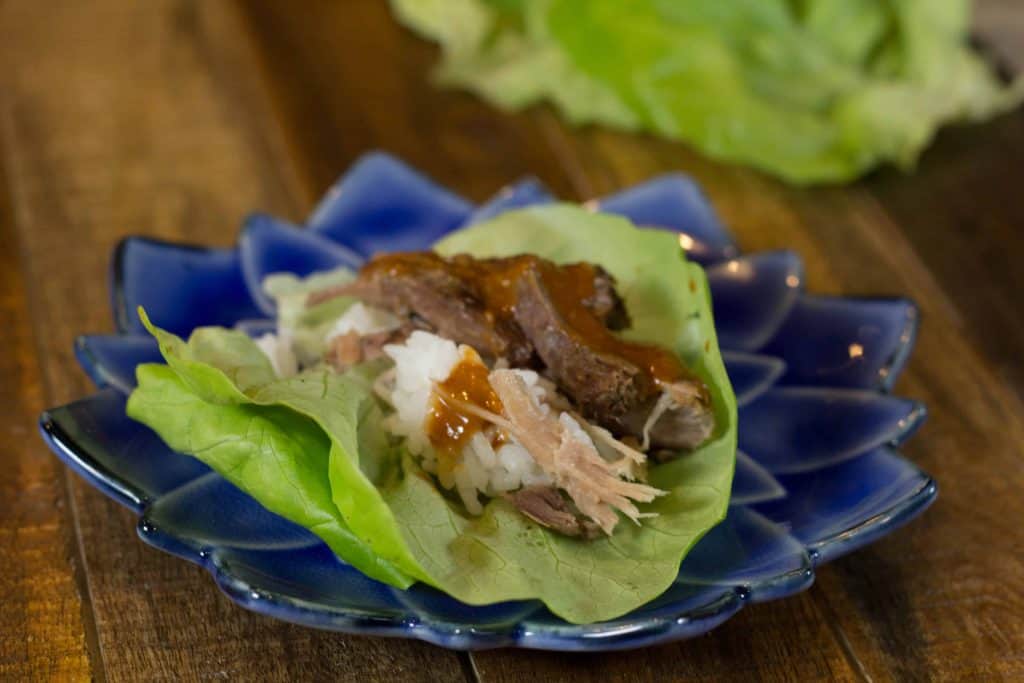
[41, 152, 935, 651]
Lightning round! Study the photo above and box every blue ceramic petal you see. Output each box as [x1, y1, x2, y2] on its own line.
[113, 238, 264, 336]
[240, 214, 363, 314]
[75, 334, 161, 394]
[210, 544, 407, 615]
[722, 351, 787, 407]
[389, 584, 541, 629]
[467, 178, 553, 224]
[44, 154, 935, 651]
[676, 507, 812, 602]
[623, 582, 738, 622]
[75, 326, 275, 397]
[515, 591, 743, 652]
[739, 388, 926, 474]
[41, 390, 208, 509]
[595, 174, 737, 264]
[762, 295, 919, 391]
[145, 472, 320, 551]
[707, 251, 803, 352]
[730, 451, 787, 506]
[756, 448, 936, 562]
[307, 152, 473, 255]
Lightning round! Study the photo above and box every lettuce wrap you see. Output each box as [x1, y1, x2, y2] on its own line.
[126, 205, 737, 623]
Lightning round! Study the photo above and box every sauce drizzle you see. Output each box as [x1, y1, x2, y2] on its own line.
[426, 347, 504, 475]
[536, 261, 687, 385]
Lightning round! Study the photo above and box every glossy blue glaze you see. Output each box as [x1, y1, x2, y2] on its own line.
[468, 178, 554, 224]
[706, 250, 803, 351]
[755, 448, 935, 558]
[721, 352, 787, 407]
[211, 544, 407, 614]
[41, 153, 935, 650]
[762, 295, 919, 391]
[113, 238, 263, 336]
[595, 174, 737, 264]
[75, 334, 160, 393]
[43, 390, 208, 509]
[730, 451, 787, 506]
[306, 151, 473, 255]
[738, 388, 926, 474]
[240, 214, 363, 314]
[675, 507, 812, 602]
[147, 472, 321, 551]
[388, 585, 540, 630]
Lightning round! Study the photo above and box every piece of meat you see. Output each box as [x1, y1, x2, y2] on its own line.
[309, 258, 534, 365]
[586, 265, 630, 330]
[489, 369, 663, 535]
[470, 255, 628, 329]
[325, 326, 413, 371]
[507, 485, 601, 539]
[359, 326, 412, 361]
[652, 380, 715, 450]
[609, 379, 716, 455]
[513, 264, 714, 452]
[513, 264, 653, 421]
[308, 253, 625, 366]
[325, 331, 363, 371]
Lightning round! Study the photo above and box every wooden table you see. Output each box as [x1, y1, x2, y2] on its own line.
[3, 2, 1023, 680]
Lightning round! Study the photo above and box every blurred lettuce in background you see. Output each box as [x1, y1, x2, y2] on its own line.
[391, 0, 1024, 184]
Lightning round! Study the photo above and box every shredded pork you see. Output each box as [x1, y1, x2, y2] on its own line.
[487, 369, 664, 535]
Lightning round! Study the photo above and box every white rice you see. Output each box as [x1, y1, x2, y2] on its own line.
[255, 300, 402, 378]
[325, 302, 401, 342]
[382, 331, 554, 514]
[255, 330, 298, 379]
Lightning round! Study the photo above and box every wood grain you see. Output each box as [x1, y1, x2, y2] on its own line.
[867, 113, 1024, 402]
[472, 592, 861, 683]
[0, 1, 466, 680]
[0, 95, 94, 682]
[239, 0, 578, 205]
[975, 0, 1024, 73]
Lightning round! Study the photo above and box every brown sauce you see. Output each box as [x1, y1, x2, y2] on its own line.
[362, 251, 448, 278]
[535, 261, 686, 384]
[364, 252, 587, 322]
[425, 348, 504, 475]
[489, 429, 508, 449]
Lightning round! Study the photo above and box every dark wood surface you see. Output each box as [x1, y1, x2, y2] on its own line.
[1, 1, 1022, 680]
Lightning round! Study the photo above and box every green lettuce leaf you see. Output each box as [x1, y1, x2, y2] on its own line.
[127, 205, 737, 623]
[390, 0, 1024, 184]
[129, 309, 423, 589]
[390, 0, 639, 129]
[263, 267, 357, 365]
[126, 362, 416, 588]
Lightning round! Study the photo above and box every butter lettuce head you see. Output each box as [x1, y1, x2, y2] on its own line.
[391, 0, 1024, 184]
[127, 205, 737, 623]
